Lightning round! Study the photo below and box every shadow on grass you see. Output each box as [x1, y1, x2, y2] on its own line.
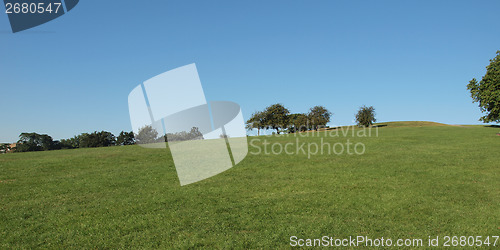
[484, 125, 500, 128]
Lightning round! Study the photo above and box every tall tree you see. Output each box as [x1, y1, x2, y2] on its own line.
[308, 106, 332, 131]
[467, 50, 500, 123]
[246, 111, 266, 136]
[355, 105, 376, 127]
[263, 103, 290, 134]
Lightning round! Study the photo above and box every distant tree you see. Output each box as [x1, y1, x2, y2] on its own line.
[59, 139, 72, 149]
[80, 131, 115, 148]
[288, 113, 310, 133]
[16, 133, 41, 152]
[355, 105, 376, 127]
[263, 103, 290, 134]
[60, 136, 81, 149]
[39, 134, 56, 151]
[188, 127, 203, 140]
[246, 111, 266, 136]
[51, 140, 62, 150]
[308, 106, 332, 131]
[61, 133, 88, 149]
[78, 133, 92, 148]
[116, 131, 135, 146]
[287, 113, 300, 133]
[467, 50, 500, 123]
[16, 132, 57, 152]
[165, 127, 204, 142]
[135, 126, 160, 144]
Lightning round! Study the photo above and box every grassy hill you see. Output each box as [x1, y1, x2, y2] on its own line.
[374, 121, 452, 127]
[0, 122, 499, 248]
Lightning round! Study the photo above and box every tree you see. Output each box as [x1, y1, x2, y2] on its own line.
[60, 136, 81, 149]
[308, 106, 332, 131]
[355, 105, 376, 127]
[288, 113, 310, 133]
[263, 103, 290, 134]
[116, 131, 135, 145]
[16, 132, 57, 152]
[135, 126, 160, 144]
[165, 127, 204, 142]
[467, 50, 500, 123]
[246, 111, 266, 136]
[80, 131, 116, 148]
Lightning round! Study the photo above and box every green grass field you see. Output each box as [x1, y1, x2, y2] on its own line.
[1, 122, 499, 248]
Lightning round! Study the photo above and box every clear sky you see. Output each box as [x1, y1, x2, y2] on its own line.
[1, 0, 499, 142]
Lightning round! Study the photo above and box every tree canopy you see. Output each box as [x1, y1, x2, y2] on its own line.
[288, 113, 310, 133]
[263, 104, 290, 134]
[245, 104, 332, 134]
[116, 131, 135, 146]
[308, 105, 332, 131]
[355, 105, 376, 127]
[467, 50, 500, 123]
[79, 131, 116, 148]
[135, 126, 160, 144]
[16, 132, 59, 152]
[246, 111, 266, 136]
[14, 130, 136, 153]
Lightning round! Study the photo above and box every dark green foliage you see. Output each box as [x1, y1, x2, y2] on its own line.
[15, 132, 58, 152]
[288, 113, 310, 133]
[245, 104, 332, 134]
[263, 103, 290, 134]
[59, 135, 83, 149]
[467, 50, 500, 123]
[16, 130, 125, 152]
[308, 105, 332, 131]
[79, 131, 116, 148]
[355, 105, 376, 127]
[116, 131, 135, 146]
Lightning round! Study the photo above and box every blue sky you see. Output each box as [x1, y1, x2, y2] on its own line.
[1, 0, 499, 142]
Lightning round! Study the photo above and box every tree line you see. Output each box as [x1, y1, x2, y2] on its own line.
[246, 104, 376, 135]
[4, 104, 377, 152]
[134, 126, 203, 144]
[6, 125, 205, 153]
[10, 131, 135, 153]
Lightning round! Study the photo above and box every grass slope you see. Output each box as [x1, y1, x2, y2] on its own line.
[0, 122, 499, 248]
[375, 121, 451, 127]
